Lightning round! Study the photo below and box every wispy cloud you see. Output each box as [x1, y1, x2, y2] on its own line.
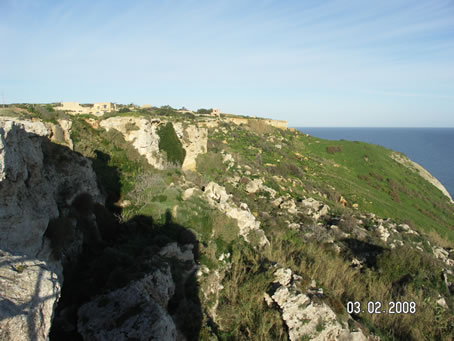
[1, 0, 453, 126]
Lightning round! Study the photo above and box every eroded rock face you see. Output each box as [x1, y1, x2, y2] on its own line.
[78, 267, 177, 341]
[0, 251, 61, 341]
[50, 119, 73, 149]
[100, 117, 208, 171]
[0, 118, 102, 256]
[173, 123, 208, 171]
[268, 267, 368, 341]
[100, 116, 167, 169]
[203, 182, 269, 246]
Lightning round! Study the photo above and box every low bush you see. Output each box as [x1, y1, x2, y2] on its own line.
[326, 146, 342, 154]
[216, 241, 287, 340]
[196, 152, 224, 177]
[196, 108, 212, 116]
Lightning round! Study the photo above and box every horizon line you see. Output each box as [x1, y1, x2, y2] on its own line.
[293, 126, 454, 129]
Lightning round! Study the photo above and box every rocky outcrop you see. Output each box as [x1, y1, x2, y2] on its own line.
[301, 197, 330, 220]
[0, 118, 102, 256]
[203, 182, 269, 247]
[267, 267, 368, 341]
[222, 152, 235, 169]
[272, 196, 329, 220]
[173, 123, 208, 171]
[99, 116, 166, 169]
[0, 251, 60, 341]
[245, 178, 277, 198]
[78, 267, 177, 341]
[77, 241, 199, 341]
[99, 117, 208, 171]
[50, 119, 73, 149]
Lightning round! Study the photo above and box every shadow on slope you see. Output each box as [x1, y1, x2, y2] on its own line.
[341, 238, 386, 268]
[38, 142, 202, 340]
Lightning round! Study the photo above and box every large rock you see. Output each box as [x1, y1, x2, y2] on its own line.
[0, 251, 61, 341]
[204, 182, 269, 246]
[269, 267, 368, 341]
[301, 197, 330, 220]
[77, 239, 199, 341]
[245, 178, 277, 198]
[78, 266, 177, 341]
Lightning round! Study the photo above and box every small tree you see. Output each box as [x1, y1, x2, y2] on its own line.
[196, 108, 212, 115]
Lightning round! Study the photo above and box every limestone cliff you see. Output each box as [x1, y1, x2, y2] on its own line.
[0, 118, 102, 256]
[0, 118, 102, 340]
[100, 116, 167, 169]
[99, 117, 208, 171]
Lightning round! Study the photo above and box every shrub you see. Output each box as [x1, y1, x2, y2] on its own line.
[376, 246, 442, 291]
[369, 172, 384, 181]
[339, 214, 357, 233]
[327, 146, 342, 154]
[156, 105, 178, 116]
[125, 122, 139, 131]
[157, 122, 186, 166]
[196, 108, 212, 115]
[388, 178, 401, 203]
[196, 152, 224, 176]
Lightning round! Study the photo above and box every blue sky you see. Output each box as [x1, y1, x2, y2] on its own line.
[1, 0, 454, 127]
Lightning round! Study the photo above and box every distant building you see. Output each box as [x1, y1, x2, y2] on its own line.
[55, 102, 86, 114]
[177, 108, 194, 114]
[210, 108, 220, 117]
[141, 104, 152, 109]
[92, 102, 117, 115]
[55, 102, 117, 116]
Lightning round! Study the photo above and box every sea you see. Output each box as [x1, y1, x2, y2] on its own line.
[295, 128, 454, 199]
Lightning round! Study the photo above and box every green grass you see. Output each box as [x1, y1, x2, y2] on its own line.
[292, 135, 454, 242]
[204, 123, 454, 339]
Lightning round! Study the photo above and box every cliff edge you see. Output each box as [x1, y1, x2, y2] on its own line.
[391, 152, 453, 203]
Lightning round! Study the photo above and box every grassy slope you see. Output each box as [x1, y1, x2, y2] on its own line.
[205, 123, 454, 340]
[295, 134, 454, 242]
[211, 122, 454, 242]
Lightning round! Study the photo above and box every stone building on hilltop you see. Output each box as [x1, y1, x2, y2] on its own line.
[210, 108, 221, 117]
[55, 102, 117, 116]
